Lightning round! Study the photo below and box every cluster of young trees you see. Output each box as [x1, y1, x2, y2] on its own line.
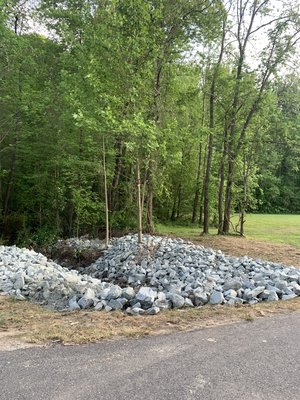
[0, 0, 300, 245]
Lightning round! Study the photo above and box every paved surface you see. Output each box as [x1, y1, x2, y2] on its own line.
[1, 312, 300, 400]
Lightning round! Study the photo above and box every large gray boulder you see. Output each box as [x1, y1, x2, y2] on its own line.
[193, 288, 208, 306]
[223, 279, 242, 291]
[209, 291, 224, 305]
[122, 287, 135, 300]
[106, 285, 122, 300]
[69, 296, 80, 311]
[136, 287, 157, 309]
[168, 293, 185, 308]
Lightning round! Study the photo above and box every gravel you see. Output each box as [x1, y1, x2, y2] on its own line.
[1, 234, 300, 314]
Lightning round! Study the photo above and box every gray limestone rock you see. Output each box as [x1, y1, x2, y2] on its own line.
[94, 301, 105, 311]
[193, 289, 208, 306]
[146, 306, 160, 315]
[154, 299, 171, 310]
[267, 291, 278, 301]
[106, 285, 122, 300]
[209, 291, 224, 305]
[126, 307, 145, 316]
[136, 287, 157, 308]
[69, 296, 80, 311]
[121, 287, 135, 300]
[227, 297, 244, 306]
[223, 279, 242, 291]
[132, 302, 142, 309]
[224, 289, 237, 298]
[168, 293, 185, 308]
[13, 272, 25, 290]
[15, 293, 26, 301]
[184, 298, 194, 307]
[78, 290, 95, 309]
[250, 286, 265, 298]
[108, 298, 125, 310]
[282, 293, 297, 301]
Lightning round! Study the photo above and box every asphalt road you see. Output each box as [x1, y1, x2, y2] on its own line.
[1, 312, 300, 400]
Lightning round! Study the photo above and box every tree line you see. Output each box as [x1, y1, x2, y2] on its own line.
[0, 0, 300, 245]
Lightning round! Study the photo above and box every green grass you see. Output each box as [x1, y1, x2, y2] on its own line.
[156, 223, 207, 238]
[156, 214, 300, 247]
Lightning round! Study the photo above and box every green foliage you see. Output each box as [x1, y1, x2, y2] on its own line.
[0, 0, 299, 244]
[16, 226, 60, 248]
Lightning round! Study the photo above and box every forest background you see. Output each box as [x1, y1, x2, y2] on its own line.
[1, 0, 300, 246]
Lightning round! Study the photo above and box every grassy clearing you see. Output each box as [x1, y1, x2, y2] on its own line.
[156, 214, 300, 247]
[231, 214, 300, 246]
[1, 296, 300, 348]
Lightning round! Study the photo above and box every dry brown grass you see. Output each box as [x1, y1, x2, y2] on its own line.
[1, 295, 300, 350]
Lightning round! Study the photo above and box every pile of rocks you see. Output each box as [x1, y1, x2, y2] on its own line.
[85, 235, 300, 312]
[51, 237, 106, 269]
[1, 235, 300, 314]
[55, 237, 106, 253]
[0, 245, 106, 310]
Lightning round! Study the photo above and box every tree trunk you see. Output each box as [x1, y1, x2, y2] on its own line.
[217, 126, 228, 234]
[198, 145, 207, 226]
[109, 137, 123, 212]
[203, 133, 213, 234]
[202, 16, 226, 234]
[103, 137, 109, 248]
[4, 16, 24, 216]
[54, 165, 60, 233]
[0, 156, 2, 216]
[176, 182, 182, 220]
[3, 107, 21, 216]
[191, 143, 202, 223]
[223, 158, 234, 233]
[145, 175, 154, 234]
[171, 195, 177, 221]
[136, 160, 142, 243]
[221, 2, 259, 233]
[217, 161, 225, 234]
[145, 56, 163, 234]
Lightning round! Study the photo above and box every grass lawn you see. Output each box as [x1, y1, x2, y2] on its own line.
[156, 214, 300, 247]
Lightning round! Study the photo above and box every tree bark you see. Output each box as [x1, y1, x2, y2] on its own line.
[199, 146, 207, 226]
[217, 126, 228, 234]
[103, 137, 109, 248]
[217, 160, 225, 234]
[136, 160, 142, 243]
[203, 132, 213, 234]
[192, 92, 205, 224]
[144, 56, 163, 234]
[171, 196, 177, 221]
[202, 15, 226, 234]
[109, 137, 123, 212]
[222, 1, 260, 233]
[191, 142, 202, 223]
[176, 182, 182, 220]
[145, 167, 154, 234]
[3, 79, 22, 216]
[222, 158, 234, 233]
